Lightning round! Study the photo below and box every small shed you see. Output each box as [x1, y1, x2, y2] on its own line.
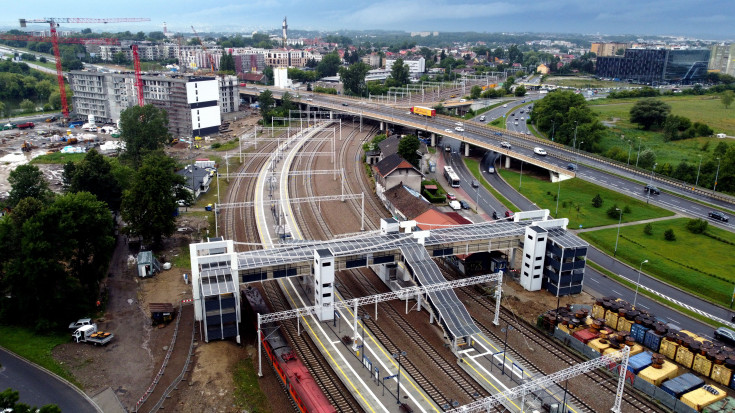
[137, 251, 162, 278]
[150, 303, 176, 325]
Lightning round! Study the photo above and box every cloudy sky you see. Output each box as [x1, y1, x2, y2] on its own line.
[3, 0, 734, 39]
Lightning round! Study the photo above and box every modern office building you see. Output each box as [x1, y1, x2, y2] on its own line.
[596, 48, 710, 84]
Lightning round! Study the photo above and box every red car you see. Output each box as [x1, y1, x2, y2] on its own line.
[447, 193, 457, 201]
[504, 210, 514, 218]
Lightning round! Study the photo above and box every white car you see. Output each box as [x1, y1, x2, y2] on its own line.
[444, 128, 452, 133]
[533, 147, 547, 156]
[500, 141, 511, 149]
[503, 104, 508, 108]
[449, 200, 461, 210]
[455, 127, 465, 132]
[455, 122, 463, 126]
[306, 98, 313, 101]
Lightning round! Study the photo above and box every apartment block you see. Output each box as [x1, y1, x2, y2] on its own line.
[68, 70, 236, 137]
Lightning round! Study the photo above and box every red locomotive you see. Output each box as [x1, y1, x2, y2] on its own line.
[242, 286, 336, 413]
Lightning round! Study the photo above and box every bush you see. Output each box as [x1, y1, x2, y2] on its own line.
[210, 143, 221, 149]
[606, 204, 621, 219]
[643, 223, 653, 235]
[686, 218, 708, 234]
[623, 205, 632, 214]
[664, 228, 676, 241]
[591, 194, 603, 208]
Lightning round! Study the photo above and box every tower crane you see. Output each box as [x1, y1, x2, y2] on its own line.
[18, 17, 150, 120]
[190, 26, 216, 72]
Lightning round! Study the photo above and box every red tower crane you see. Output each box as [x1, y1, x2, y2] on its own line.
[19, 17, 150, 120]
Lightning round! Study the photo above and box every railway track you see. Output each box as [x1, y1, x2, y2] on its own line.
[226, 126, 362, 413]
[436, 261, 665, 413]
[344, 267, 490, 408]
[292, 124, 494, 409]
[261, 281, 363, 413]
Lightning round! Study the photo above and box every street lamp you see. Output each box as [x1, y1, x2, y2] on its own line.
[519, 160, 523, 190]
[572, 120, 578, 152]
[613, 208, 622, 257]
[501, 324, 514, 376]
[714, 157, 721, 192]
[695, 155, 703, 188]
[633, 259, 649, 308]
[551, 119, 555, 142]
[635, 137, 642, 168]
[555, 177, 561, 216]
[392, 350, 407, 404]
[627, 140, 633, 165]
[646, 163, 657, 204]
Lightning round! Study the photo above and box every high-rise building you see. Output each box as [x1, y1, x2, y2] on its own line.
[596, 48, 710, 84]
[709, 44, 735, 76]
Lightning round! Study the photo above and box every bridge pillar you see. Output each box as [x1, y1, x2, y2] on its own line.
[330, 111, 334, 120]
[505, 155, 511, 169]
[380, 121, 384, 131]
[464, 143, 470, 157]
[430, 133, 436, 147]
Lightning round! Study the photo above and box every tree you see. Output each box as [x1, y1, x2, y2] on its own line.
[389, 58, 410, 86]
[591, 194, 603, 208]
[514, 85, 527, 97]
[686, 218, 708, 234]
[470, 85, 482, 99]
[258, 89, 275, 124]
[722, 90, 735, 109]
[65, 149, 123, 210]
[629, 99, 671, 130]
[112, 51, 128, 65]
[0, 192, 114, 329]
[664, 228, 676, 241]
[219, 52, 236, 73]
[121, 153, 190, 246]
[0, 388, 61, 413]
[339, 62, 370, 96]
[7, 164, 52, 208]
[20, 99, 35, 113]
[262, 66, 274, 85]
[316, 52, 342, 78]
[606, 204, 621, 219]
[36, 79, 53, 103]
[397, 135, 421, 167]
[637, 149, 657, 169]
[119, 104, 171, 168]
[643, 223, 653, 235]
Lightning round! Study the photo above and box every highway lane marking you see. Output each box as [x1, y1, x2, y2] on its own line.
[588, 278, 599, 284]
[611, 289, 623, 296]
[637, 304, 649, 309]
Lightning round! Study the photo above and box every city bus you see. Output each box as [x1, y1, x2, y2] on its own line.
[444, 165, 460, 188]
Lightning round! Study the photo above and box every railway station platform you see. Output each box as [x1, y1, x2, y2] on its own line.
[278, 266, 442, 413]
[458, 332, 585, 413]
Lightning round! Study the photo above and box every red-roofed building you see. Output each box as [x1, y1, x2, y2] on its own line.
[414, 209, 471, 230]
[372, 153, 423, 199]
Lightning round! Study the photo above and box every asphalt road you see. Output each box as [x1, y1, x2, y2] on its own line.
[0, 347, 99, 412]
[470, 153, 719, 338]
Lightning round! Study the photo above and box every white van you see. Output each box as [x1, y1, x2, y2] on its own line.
[488, 166, 495, 174]
[479, 115, 486, 121]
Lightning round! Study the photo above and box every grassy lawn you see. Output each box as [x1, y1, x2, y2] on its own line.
[30, 152, 86, 164]
[497, 169, 674, 228]
[543, 76, 624, 89]
[0, 325, 76, 384]
[590, 95, 733, 167]
[463, 101, 506, 120]
[233, 358, 271, 413]
[464, 158, 518, 212]
[579, 218, 735, 306]
[212, 138, 242, 152]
